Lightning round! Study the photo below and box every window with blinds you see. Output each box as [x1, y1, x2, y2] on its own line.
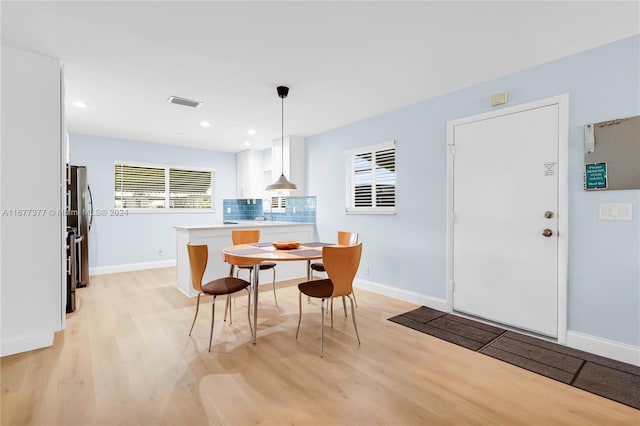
[169, 168, 213, 209]
[114, 162, 214, 211]
[263, 169, 286, 212]
[346, 141, 396, 214]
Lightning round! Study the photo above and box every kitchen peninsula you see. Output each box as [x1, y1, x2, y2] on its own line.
[175, 222, 316, 297]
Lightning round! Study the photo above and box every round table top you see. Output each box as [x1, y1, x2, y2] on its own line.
[222, 242, 331, 262]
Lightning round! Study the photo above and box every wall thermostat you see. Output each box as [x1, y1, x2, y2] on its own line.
[584, 123, 595, 153]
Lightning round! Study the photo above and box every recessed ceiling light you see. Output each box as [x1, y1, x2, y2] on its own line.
[200, 121, 211, 127]
[72, 101, 88, 108]
[243, 141, 251, 146]
[247, 129, 256, 135]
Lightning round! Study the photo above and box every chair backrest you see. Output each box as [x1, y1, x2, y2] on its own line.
[232, 229, 260, 245]
[323, 243, 363, 297]
[337, 231, 359, 246]
[223, 252, 262, 267]
[186, 243, 207, 293]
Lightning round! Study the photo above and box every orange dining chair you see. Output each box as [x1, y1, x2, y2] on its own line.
[232, 229, 278, 305]
[311, 231, 359, 309]
[187, 243, 254, 351]
[296, 243, 363, 357]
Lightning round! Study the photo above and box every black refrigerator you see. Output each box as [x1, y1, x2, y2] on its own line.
[66, 165, 93, 312]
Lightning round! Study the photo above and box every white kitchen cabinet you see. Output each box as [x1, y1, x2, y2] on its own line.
[236, 149, 264, 198]
[271, 135, 305, 195]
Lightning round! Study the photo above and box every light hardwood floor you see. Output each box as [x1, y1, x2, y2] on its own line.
[1, 268, 638, 425]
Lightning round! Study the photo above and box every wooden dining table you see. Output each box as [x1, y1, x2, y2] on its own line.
[221, 241, 331, 344]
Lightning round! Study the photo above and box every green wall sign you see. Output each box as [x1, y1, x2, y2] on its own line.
[585, 162, 607, 190]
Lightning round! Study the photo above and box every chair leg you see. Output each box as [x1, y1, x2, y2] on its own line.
[209, 295, 217, 352]
[296, 291, 303, 338]
[342, 296, 347, 317]
[320, 298, 325, 358]
[245, 287, 253, 336]
[330, 297, 333, 328]
[347, 294, 360, 345]
[188, 293, 201, 336]
[223, 294, 232, 324]
[272, 267, 278, 306]
[352, 289, 358, 307]
[234, 268, 248, 305]
[234, 268, 250, 304]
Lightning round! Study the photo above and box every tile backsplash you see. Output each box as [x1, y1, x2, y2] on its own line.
[222, 199, 263, 221]
[223, 196, 316, 223]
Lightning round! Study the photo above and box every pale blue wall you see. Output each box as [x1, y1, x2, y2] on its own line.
[307, 35, 640, 346]
[69, 134, 236, 269]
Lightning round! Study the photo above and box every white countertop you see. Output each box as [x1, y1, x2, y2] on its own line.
[174, 221, 314, 231]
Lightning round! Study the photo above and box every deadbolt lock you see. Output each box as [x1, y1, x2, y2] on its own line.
[544, 211, 554, 219]
[542, 229, 553, 237]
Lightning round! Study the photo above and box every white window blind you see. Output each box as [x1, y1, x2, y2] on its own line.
[169, 168, 213, 209]
[271, 196, 286, 211]
[346, 141, 396, 214]
[263, 169, 286, 212]
[114, 164, 166, 209]
[115, 162, 215, 211]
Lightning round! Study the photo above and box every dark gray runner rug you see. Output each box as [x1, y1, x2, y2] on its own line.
[389, 306, 640, 410]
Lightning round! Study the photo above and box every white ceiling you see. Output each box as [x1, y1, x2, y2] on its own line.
[2, 1, 638, 153]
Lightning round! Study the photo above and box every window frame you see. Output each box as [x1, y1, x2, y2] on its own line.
[114, 160, 216, 214]
[345, 141, 396, 215]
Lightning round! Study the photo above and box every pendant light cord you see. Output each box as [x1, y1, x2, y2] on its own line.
[281, 94, 284, 177]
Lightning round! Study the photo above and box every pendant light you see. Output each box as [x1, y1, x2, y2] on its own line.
[266, 85, 298, 192]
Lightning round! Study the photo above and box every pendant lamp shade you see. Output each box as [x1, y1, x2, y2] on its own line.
[265, 173, 298, 191]
[266, 86, 298, 192]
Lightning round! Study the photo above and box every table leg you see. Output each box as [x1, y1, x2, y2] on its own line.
[252, 263, 259, 344]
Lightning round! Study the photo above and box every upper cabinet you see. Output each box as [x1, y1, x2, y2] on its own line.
[271, 135, 305, 196]
[236, 149, 264, 199]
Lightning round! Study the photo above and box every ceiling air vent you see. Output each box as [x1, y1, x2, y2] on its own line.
[167, 96, 202, 108]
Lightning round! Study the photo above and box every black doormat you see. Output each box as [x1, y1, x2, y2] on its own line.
[389, 306, 640, 410]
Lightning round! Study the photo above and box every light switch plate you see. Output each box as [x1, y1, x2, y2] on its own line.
[599, 203, 632, 221]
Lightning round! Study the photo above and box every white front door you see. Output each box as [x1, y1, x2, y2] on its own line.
[449, 99, 566, 338]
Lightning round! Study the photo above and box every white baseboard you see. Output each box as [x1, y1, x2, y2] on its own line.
[567, 330, 640, 367]
[354, 278, 449, 311]
[355, 279, 640, 367]
[90, 259, 176, 276]
[177, 286, 193, 298]
[1, 330, 54, 357]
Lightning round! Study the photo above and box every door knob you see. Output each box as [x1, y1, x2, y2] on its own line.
[542, 229, 553, 237]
